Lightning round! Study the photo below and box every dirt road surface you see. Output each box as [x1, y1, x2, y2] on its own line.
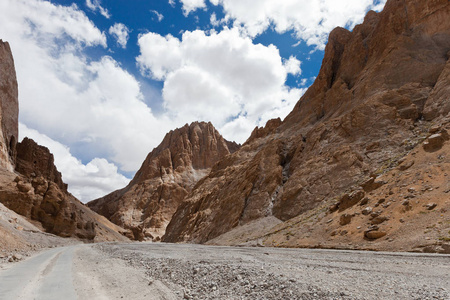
[0, 246, 77, 300]
[0, 243, 448, 299]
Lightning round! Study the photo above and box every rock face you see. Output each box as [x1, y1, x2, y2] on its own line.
[16, 138, 67, 192]
[0, 40, 18, 171]
[88, 122, 239, 240]
[163, 0, 450, 247]
[0, 40, 128, 242]
[0, 165, 128, 241]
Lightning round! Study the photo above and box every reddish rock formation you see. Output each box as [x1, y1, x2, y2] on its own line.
[0, 40, 128, 242]
[0, 166, 128, 241]
[88, 122, 239, 240]
[163, 0, 450, 250]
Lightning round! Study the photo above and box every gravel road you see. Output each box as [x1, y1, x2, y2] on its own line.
[0, 246, 77, 300]
[0, 242, 449, 299]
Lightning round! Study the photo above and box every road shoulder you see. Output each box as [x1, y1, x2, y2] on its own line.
[73, 244, 178, 300]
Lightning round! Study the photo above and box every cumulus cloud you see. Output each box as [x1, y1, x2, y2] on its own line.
[137, 28, 304, 143]
[284, 56, 302, 76]
[180, 0, 206, 16]
[109, 23, 130, 48]
[19, 124, 129, 202]
[151, 10, 164, 22]
[200, 0, 387, 49]
[0, 0, 106, 48]
[85, 0, 111, 19]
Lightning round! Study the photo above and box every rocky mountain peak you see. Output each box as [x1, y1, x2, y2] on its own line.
[88, 121, 239, 240]
[132, 121, 239, 185]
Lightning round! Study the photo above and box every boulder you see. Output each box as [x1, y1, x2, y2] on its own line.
[371, 216, 389, 225]
[364, 225, 387, 239]
[362, 207, 373, 215]
[338, 190, 365, 211]
[423, 134, 445, 152]
[425, 203, 437, 210]
[339, 214, 353, 226]
[365, 230, 387, 240]
[360, 177, 385, 192]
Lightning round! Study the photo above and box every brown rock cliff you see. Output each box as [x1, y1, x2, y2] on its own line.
[163, 0, 450, 250]
[0, 40, 18, 171]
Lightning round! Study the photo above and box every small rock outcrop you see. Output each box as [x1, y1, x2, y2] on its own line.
[16, 138, 67, 191]
[88, 122, 239, 240]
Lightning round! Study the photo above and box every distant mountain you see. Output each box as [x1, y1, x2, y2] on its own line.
[88, 121, 239, 240]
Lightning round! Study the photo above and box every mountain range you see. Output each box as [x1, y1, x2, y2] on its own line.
[0, 0, 449, 254]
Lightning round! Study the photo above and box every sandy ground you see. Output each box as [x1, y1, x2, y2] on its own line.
[1, 242, 449, 299]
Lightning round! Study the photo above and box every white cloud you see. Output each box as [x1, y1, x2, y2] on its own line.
[0, 0, 175, 176]
[151, 10, 164, 22]
[85, 0, 111, 19]
[205, 0, 387, 49]
[284, 56, 301, 76]
[0, 0, 106, 48]
[137, 33, 183, 80]
[109, 23, 130, 48]
[19, 124, 129, 202]
[210, 12, 229, 28]
[180, 0, 206, 16]
[169, 0, 176, 8]
[137, 27, 304, 143]
[210, 13, 219, 27]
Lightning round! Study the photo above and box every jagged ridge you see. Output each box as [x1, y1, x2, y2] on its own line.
[88, 121, 240, 240]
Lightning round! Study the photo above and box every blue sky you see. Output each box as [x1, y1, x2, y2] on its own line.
[0, 0, 386, 201]
[66, 0, 324, 113]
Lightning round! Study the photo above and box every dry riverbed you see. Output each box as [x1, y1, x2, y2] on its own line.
[95, 242, 450, 300]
